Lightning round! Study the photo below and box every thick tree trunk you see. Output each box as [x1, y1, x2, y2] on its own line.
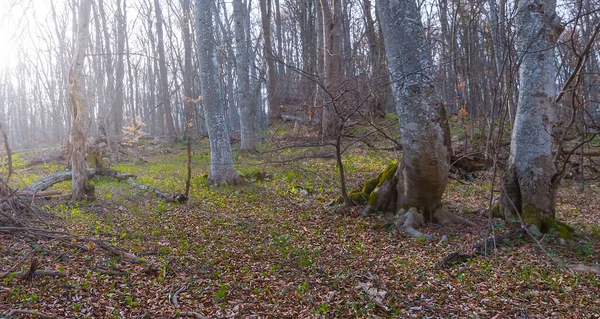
[69, 0, 95, 201]
[499, 0, 564, 232]
[361, 0, 471, 238]
[194, 0, 240, 185]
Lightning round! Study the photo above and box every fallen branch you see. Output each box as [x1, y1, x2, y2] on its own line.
[177, 312, 208, 319]
[437, 228, 526, 269]
[171, 282, 189, 308]
[27, 168, 135, 193]
[1, 309, 56, 318]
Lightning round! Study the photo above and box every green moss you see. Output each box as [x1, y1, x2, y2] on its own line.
[349, 190, 369, 204]
[367, 191, 379, 206]
[361, 178, 379, 195]
[377, 162, 398, 188]
[522, 204, 574, 239]
[491, 203, 501, 218]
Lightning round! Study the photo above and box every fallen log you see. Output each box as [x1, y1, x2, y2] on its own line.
[27, 168, 135, 193]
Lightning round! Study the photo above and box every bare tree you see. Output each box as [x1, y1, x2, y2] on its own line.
[364, 0, 473, 238]
[499, 0, 564, 232]
[69, 0, 94, 200]
[195, 0, 239, 184]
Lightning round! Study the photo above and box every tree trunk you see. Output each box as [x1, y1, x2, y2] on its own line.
[233, 0, 258, 152]
[69, 0, 95, 201]
[181, 0, 197, 135]
[259, 0, 281, 121]
[499, 0, 564, 233]
[155, 0, 177, 139]
[194, 0, 240, 185]
[113, 0, 126, 139]
[362, 0, 471, 238]
[319, 0, 343, 137]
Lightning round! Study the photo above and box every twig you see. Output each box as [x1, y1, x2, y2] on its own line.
[0, 251, 34, 279]
[177, 312, 208, 319]
[171, 282, 189, 308]
[2, 309, 56, 318]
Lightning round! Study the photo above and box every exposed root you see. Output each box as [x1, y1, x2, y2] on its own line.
[394, 206, 475, 240]
[394, 208, 432, 240]
[433, 206, 475, 226]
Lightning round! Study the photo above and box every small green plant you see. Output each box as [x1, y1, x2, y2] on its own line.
[213, 283, 228, 302]
[315, 302, 329, 315]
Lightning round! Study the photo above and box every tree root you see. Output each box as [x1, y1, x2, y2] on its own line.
[394, 206, 474, 240]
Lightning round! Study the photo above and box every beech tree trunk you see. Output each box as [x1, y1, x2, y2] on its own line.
[233, 0, 257, 152]
[194, 0, 239, 184]
[499, 0, 564, 232]
[361, 0, 471, 238]
[69, 0, 95, 201]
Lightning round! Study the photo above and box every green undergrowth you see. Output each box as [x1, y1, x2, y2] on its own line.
[4, 124, 600, 317]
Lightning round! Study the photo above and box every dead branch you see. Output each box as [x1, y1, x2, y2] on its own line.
[27, 168, 135, 193]
[1, 309, 56, 318]
[171, 282, 189, 308]
[177, 312, 208, 319]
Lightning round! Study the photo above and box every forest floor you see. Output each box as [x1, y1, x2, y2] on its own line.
[1, 119, 600, 318]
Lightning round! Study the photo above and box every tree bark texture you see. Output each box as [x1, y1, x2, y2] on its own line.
[233, 0, 258, 152]
[68, 0, 95, 201]
[372, 0, 448, 217]
[194, 0, 239, 184]
[500, 0, 563, 231]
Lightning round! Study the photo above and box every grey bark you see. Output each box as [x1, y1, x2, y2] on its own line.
[154, 0, 177, 139]
[114, 0, 126, 139]
[233, 0, 258, 152]
[500, 0, 563, 225]
[68, 0, 95, 201]
[194, 0, 240, 184]
[366, 0, 458, 230]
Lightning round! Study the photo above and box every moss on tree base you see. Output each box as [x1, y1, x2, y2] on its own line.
[494, 203, 574, 239]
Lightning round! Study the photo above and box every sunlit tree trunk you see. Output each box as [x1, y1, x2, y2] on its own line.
[195, 0, 239, 184]
[499, 0, 564, 232]
[69, 0, 94, 201]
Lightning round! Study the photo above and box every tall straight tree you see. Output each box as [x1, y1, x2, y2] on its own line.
[195, 0, 239, 184]
[499, 0, 564, 232]
[69, 0, 94, 200]
[259, 0, 281, 121]
[319, 0, 343, 137]
[180, 0, 197, 134]
[233, 0, 257, 152]
[155, 0, 177, 139]
[364, 0, 473, 238]
[113, 0, 126, 139]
